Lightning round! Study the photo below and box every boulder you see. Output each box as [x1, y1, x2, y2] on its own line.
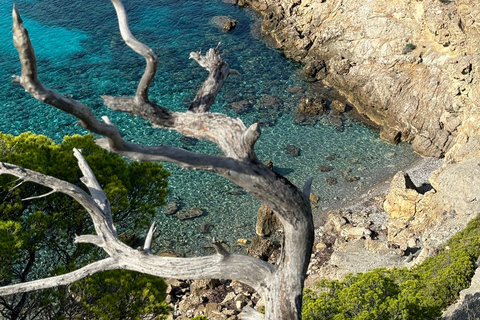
[256, 202, 282, 237]
[226, 100, 253, 114]
[164, 201, 180, 215]
[318, 165, 334, 172]
[285, 144, 300, 157]
[330, 100, 347, 113]
[211, 16, 237, 31]
[256, 94, 283, 111]
[324, 211, 347, 233]
[326, 177, 337, 185]
[180, 136, 198, 146]
[297, 96, 326, 115]
[384, 171, 420, 220]
[176, 207, 203, 220]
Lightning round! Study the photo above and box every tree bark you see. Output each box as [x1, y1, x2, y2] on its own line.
[5, 2, 315, 319]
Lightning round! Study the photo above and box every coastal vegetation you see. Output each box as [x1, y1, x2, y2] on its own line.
[303, 211, 480, 319]
[0, 132, 170, 319]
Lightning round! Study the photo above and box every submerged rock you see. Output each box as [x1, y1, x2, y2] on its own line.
[164, 201, 180, 215]
[211, 16, 237, 31]
[326, 177, 337, 185]
[297, 96, 327, 115]
[256, 94, 284, 111]
[200, 224, 212, 233]
[180, 136, 198, 146]
[326, 154, 337, 161]
[176, 207, 204, 220]
[285, 144, 301, 157]
[319, 165, 334, 172]
[226, 100, 253, 114]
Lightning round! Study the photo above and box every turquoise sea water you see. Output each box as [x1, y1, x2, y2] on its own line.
[0, 0, 420, 255]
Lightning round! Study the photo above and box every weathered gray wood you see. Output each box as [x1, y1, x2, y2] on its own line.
[0, 157, 275, 294]
[143, 222, 157, 253]
[8, 1, 315, 319]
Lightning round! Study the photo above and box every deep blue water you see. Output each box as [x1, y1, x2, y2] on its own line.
[0, 0, 420, 255]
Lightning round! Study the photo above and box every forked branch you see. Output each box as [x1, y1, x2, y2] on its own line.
[9, 1, 315, 318]
[0, 153, 274, 297]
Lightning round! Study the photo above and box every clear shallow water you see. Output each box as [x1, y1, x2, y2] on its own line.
[0, 0, 420, 256]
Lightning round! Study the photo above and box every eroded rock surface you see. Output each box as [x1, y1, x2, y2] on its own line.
[239, 0, 480, 157]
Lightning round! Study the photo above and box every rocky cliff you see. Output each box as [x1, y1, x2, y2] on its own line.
[236, 0, 480, 157]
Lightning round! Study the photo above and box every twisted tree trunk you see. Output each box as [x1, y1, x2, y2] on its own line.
[1, 1, 315, 319]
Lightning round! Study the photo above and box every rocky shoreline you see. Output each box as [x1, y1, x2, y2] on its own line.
[234, 0, 480, 158]
[162, 1, 480, 318]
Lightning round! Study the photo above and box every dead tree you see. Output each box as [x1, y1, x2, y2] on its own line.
[1, 1, 315, 319]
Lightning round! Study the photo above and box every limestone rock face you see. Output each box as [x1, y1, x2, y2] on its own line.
[240, 0, 480, 157]
[384, 171, 430, 246]
[430, 157, 480, 217]
[384, 171, 420, 220]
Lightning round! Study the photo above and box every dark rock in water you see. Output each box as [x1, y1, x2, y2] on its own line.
[285, 144, 301, 157]
[288, 86, 304, 93]
[176, 207, 203, 220]
[329, 111, 344, 132]
[326, 177, 337, 185]
[292, 111, 318, 126]
[256, 94, 284, 111]
[228, 188, 244, 195]
[346, 176, 360, 182]
[226, 100, 253, 114]
[200, 224, 211, 233]
[211, 16, 237, 31]
[297, 96, 326, 115]
[340, 168, 351, 177]
[180, 136, 198, 146]
[264, 160, 274, 170]
[326, 154, 338, 161]
[256, 119, 276, 127]
[319, 165, 334, 172]
[164, 201, 180, 215]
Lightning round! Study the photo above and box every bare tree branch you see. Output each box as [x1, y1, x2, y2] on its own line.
[110, 0, 157, 103]
[0, 158, 275, 293]
[0, 258, 118, 296]
[9, 1, 315, 318]
[21, 189, 56, 201]
[188, 43, 236, 113]
[239, 306, 265, 320]
[143, 222, 157, 253]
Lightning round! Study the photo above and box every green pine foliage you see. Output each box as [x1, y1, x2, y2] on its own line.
[69, 270, 170, 320]
[0, 132, 170, 320]
[303, 212, 480, 320]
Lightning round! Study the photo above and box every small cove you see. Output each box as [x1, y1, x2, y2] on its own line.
[0, 0, 421, 256]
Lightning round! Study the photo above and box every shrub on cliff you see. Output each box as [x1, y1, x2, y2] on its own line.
[303, 212, 480, 320]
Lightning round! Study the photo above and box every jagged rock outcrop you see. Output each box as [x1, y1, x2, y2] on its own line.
[237, 0, 480, 157]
